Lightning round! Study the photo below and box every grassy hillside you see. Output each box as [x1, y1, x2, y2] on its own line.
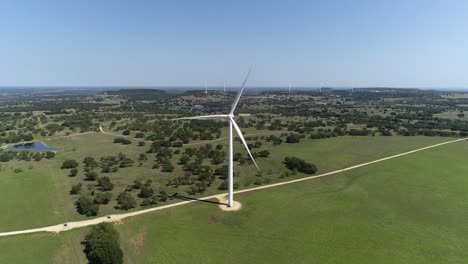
[1, 139, 468, 263]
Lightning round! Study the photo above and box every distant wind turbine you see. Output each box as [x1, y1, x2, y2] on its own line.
[205, 80, 208, 94]
[288, 83, 292, 94]
[176, 71, 259, 207]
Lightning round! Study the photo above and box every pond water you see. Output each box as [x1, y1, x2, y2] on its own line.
[6, 142, 60, 152]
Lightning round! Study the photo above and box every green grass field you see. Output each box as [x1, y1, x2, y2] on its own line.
[0, 134, 451, 232]
[111, 140, 468, 263]
[0, 134, 453, 232]
[434, 111, 468, 120]
[1, 138, 468, 263]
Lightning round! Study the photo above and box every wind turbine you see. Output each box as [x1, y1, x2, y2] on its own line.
[176, 71, 259, 207]
[205, 80, 208, 94]
[223, 81, 226, 93]
[288, 83, 292, 94]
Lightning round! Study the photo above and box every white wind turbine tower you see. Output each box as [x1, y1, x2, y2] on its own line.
[223, 81, 226, 93]
[177, 71, 259, 207]
[205, 80, 208, 94]
[288, 83, 292, 94]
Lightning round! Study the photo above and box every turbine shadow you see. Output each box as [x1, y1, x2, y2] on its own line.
[172, 195, 227, 206]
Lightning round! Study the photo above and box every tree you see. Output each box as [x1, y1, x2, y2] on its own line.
[61, 159, 78, 169]
[133, 180, 142, 189]
[70, 183, 82, 195]
[45, 151, 55, 159]
[76, 196, 99, 216]
[218, 180, 228, 190]
[140, 196, 158, 206]
[159, 191, 168, 202]
[85, 170, 98, 181]
[144, 179, 152, 186]
[179, 154, 190, 164]
[83, 223, 123, 264]
[139, 186, 154, 198]
[138, 153, 147, 161]
[119, 157, 134, 168]
[94, 192, 112, 204]
[97, 176, 114, 191]
[83, 156, 98, 168]
[172, 141, 183, 148]
[69, 168, 78, 177]
[253, 141, 262, 148]
[214, 165, 229, 179]
[233, 153, 243, 161]
[162, 159, 174, 172]
[286, 134, 301, 143]
[258, 150, 270, 158]
[117, 191, 136, 210]
[32, 152, 43, 161]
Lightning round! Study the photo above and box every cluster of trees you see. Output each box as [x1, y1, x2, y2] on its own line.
[284, 157, 317, 174]
[116, 179, 168, 209]
[0, 132, 34, 144]
[0, 150, 55, 162]
[181, 144, 226, 165]
[100, 153, 135, 173]
[69, 156, 116, 215]
[73, 183, 113, 216]
[58, 113, 95, 132]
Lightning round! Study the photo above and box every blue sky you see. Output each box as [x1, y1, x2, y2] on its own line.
[1, 0, 468, 88]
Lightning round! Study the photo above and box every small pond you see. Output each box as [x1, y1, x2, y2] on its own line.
[6, 142, 60, 152]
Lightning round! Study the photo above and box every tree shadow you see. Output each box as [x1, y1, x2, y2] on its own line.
[172, 195, 227, 206]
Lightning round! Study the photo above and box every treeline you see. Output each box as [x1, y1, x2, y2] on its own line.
[0, 150, 55, 162]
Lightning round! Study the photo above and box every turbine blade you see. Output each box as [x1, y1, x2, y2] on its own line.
[175, 114, 228, 120]
[229, 69, 251, 114]
[231, 118, 260, 171]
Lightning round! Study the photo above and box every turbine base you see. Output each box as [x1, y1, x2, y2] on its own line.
[217, 196, 242, 211]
